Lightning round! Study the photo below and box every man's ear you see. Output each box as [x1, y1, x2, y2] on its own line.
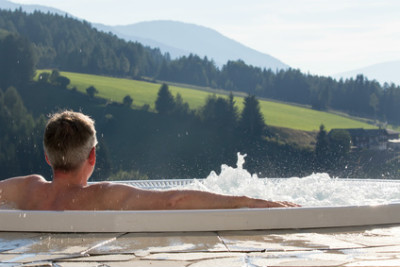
[88, 147, 96, 166]
[44, 153, 52, 166]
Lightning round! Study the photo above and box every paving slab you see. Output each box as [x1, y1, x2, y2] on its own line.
[217, 225, 400, 253]
[344, 259, 400, 267]
[270, 232, 363, 250]
[0, 253, 80, 264]
[55, 262, 120, 267]
[90, 231, 227, 255]
[340, 245, 400, 261]
[143, 251, 246, 261]
[261, 250, 352, 266]
[0, 262, 20, 267]
[57, 259, 190, 267]
[218, 230, 304, 252]
[17, 262, 53, 267]
[2, 225, 400, 266]
[334, 225, 400, 247]
[188, 255, 257, 267]
[52, 263, 100, 267]
[218, 229, 363, 252]
[4, 233, 122, 254]
[143, 251, 348, 267]
[0, 232, 45, 253]
[59, 253, 136, 262]
[0, 264, 19, 267]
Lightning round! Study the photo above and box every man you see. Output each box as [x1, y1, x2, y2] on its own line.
[0, 111, 298, 210]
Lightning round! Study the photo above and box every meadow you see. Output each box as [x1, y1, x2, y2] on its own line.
[40, 71, 376, 131]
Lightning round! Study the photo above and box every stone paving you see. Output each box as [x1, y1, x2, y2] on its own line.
[1, 225, 400, 266]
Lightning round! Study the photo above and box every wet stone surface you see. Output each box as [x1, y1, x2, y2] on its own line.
[1, 225, 400, 266]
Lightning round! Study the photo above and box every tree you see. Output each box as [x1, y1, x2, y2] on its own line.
[90, 138, 112, 181]
[369, 93, 379, 117]
[44, 70, 70, 88]
[201, 94, 238, 131]
[315, 126, 351, 172]
[173, 93, 190, 117]
[315, 124, 330, 170]
[49, 69, 60, 85]
[38, 72, 50, 83]
[56, 76, 70, 89]
[238, 95, 265, 138]
[155, 83, 175, 115]
[329, 129, 351, 160]
[86, 86, 99, 98]
[0, 87, 46, 178]
[123, 95, 133, 108]
[0, 33, 36, 89]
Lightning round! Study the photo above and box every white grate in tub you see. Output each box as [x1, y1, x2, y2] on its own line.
[114, 179, 200, 189]
[99, 178, 400, 191]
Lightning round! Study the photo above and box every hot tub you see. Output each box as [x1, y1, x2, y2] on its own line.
[1, 178, 400, 233]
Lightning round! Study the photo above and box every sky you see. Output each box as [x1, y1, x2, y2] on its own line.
[8, 0, 400, 76]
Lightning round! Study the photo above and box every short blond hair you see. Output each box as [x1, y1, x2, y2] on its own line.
[43, 111, 98, 171]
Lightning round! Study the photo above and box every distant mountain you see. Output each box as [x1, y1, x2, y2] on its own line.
[97, 24, 190, 60]
[95, 21, 289, 71]
[1, 1, 289, 71]
[0, 0, 67, 16]
[334, 60, 400, 86]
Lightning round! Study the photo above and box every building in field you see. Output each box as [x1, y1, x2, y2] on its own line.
[329, 128, 400, 151]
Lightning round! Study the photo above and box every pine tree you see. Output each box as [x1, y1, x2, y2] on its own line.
[155, 83, 175, 115]
[123, 95, 133, 108]
[315, 124, 330, 170]
[238, 95, 265, 138]
[86, 86, 98, 98]
[0, 33, 36, 89]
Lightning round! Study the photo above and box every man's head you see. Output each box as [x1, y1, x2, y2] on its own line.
[43, 111, 98, 171]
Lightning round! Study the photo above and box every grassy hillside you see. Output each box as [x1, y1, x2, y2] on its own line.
[37, 70, 377, 131]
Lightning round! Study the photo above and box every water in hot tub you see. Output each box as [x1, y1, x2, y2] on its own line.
[180, 153, 400, 207]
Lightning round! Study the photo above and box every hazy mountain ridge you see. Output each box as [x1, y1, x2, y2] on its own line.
[1, 0, 399, 85]
[0, 0, 67, 16]
[335, 60, 400, 86]
[95, 20, 289, 70]
[0, 1, 289, 71]
[96, 23, 191, 59]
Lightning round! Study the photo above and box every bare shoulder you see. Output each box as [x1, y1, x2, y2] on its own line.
[88, 181, 140, 193]
[0, 174, 47, 196]
[0, 174, 48, 205]
[26, 174, 47, 182]
[0, 174, 47, 186]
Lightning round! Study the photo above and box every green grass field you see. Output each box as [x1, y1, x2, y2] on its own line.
[37, 70, 376, 131]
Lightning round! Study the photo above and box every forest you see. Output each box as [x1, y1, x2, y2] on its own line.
[0, 9, 399, 125]
[0, 9, 399, 180]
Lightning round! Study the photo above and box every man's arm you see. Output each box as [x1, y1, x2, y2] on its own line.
[100, 183, 299, 210]
[143, 189, 299, 209]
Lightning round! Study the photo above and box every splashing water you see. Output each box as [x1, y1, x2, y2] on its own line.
[183, 153, 400, 207]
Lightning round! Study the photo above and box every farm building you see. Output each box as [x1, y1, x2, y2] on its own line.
[329, 128, 400, 151]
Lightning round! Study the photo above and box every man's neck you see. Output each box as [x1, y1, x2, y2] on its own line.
[52, 169, 88, 187]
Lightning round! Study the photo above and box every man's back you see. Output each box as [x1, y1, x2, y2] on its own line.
[0, 175, 116, 210]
